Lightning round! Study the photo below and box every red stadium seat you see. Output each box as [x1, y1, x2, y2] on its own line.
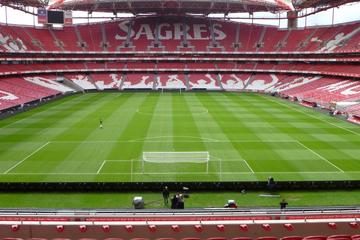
[257, 237, 278, 240]
[327, 235, 351, 240]
[303, 236, 327, 240]
[351, 236, 360, 240]
[281, 237, 303, 240]
[232, 237, 252, 240]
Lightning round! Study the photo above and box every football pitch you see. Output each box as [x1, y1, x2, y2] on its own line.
[0, 92, 359, 183]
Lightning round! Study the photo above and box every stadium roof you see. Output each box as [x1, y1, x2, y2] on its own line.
[1, 0, 360, 14]
[48, 0, 295, 14]
[292, 0, 360, 8]
[0, 0, 48, 8]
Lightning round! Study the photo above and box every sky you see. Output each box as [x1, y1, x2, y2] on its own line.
[0, 1, 359, 28]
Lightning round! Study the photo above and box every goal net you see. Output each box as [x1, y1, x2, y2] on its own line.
[142, 151, 210, 173]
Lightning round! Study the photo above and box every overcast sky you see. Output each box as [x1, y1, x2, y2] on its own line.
[0, 2, 359, 28]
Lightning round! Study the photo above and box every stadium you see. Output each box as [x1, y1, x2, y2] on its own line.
[0, 0, 360, 239]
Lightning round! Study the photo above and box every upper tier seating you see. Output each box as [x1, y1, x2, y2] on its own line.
[51, 26, 82, 51]
[1, 17, 359, 53]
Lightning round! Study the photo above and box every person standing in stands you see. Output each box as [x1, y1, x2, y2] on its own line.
[162, 186, 170, 205]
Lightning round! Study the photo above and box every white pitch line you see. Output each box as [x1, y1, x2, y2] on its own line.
[4, 141, 51, 174]
[105, 159, 135, 162]
[1, 118, 26, 129]
[3, 171, 356, 175]
[219, 155, 222, 181]
[96, 161, 106, 174]
[263, 95, 360, 137]
[243, 159, 255, 173]
[50, 140, 299, 143]
[131, 158, 133, 182]
[212, 155, 254, 173]
[296, 141, 344, 173]
[103, 159, 345, 163]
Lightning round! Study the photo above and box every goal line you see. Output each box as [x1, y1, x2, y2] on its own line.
[142, 151, 210, 173]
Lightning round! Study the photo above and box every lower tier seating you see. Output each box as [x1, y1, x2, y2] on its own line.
[0, 75, 74, 111]
[0, 74, 359, 118]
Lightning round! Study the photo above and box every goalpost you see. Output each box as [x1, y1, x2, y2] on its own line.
[142, 151, 210, 173]
[159, 88, 184, 94]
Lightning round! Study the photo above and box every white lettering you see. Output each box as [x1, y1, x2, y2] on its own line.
[173, 23, 183, 40]
[341, 85, 360, 95]
[134, 24, 155, 40]
[115, 20, 133, 40]
[158, 23, 172, 40]
[193, 24, 209, 40]
[0, 90, 18, 100]
[185, 24, 192, 40]
[114, 22, 227, 41]
[213, 23, 226, 40]
[318, 81, 357, 92]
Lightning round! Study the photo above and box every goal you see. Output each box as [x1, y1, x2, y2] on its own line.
[142, 151, 210, 173]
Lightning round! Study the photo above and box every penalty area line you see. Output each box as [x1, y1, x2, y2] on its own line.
[96, 161, 106, 174]
[243, 158, 255, 173]
[296, 141, 344, 173]
[4, 141, 51, 174]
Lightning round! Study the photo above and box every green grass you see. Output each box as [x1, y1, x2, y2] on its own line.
[0, 190, 359, 208]
[0, 92, 359, 182]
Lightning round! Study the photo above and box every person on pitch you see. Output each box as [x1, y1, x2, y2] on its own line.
[162, 186, 170, 205]
[280, 199, 288, 211]
[99, 118, 103, 129]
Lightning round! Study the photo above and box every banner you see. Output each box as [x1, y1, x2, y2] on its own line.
[37, 8, 47, 24]
[64, 10, 73, 25]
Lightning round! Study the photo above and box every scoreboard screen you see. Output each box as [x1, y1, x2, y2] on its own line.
[47, 11, 64, 24]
